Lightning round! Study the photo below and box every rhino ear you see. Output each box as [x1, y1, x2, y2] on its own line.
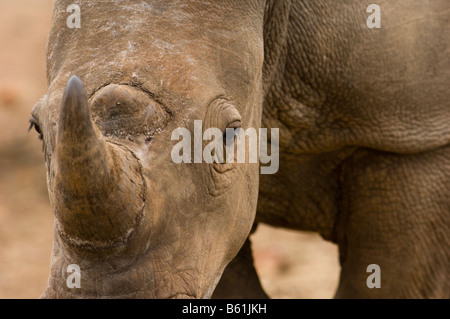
[58, 76, 95, 148]
[56, 76, 105, 196]
[54, 76, 145, 247]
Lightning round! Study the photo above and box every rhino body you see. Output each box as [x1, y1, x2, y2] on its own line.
[31, 0, 449, 298]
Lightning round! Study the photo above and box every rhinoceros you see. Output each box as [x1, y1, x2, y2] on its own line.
[30, 0, 449, 298]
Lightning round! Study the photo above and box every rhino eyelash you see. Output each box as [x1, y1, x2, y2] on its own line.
[28, 119, 43, 141]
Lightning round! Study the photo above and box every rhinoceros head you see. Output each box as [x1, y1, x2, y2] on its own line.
[30, 0, 265, 298]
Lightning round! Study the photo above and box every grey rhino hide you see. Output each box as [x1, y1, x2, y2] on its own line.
[31, 0, 450, 298]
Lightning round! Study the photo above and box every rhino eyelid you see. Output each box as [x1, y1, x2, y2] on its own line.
[226, 120, 241, 129]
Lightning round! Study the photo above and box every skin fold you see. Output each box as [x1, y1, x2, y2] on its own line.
[31, 0, 449, 298]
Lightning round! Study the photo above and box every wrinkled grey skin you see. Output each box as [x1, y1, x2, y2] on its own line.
[31, 0, 449, 298]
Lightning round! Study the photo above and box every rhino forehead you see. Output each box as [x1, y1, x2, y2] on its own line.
[47, 0, 263, 94]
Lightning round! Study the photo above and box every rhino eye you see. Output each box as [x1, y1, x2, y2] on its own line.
[223, 120, 242, 144]
[29, 118, 43, 141]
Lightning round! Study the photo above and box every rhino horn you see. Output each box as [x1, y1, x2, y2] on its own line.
[54, 76, 144, 247]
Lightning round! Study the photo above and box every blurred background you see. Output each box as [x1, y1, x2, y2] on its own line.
[0, 0, 340, 299]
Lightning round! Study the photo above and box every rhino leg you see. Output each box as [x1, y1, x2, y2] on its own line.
[335, 146, 450, 298]
[212, 236, 268, 299]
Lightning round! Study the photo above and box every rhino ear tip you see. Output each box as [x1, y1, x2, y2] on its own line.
[63, 75, 87, 103]
[69, 75, 82, 83]
[60, 74, 89, 125]
[67, 75, 84, 90]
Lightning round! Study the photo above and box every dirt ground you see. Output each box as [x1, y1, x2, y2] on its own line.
[0, 0, 340, 299]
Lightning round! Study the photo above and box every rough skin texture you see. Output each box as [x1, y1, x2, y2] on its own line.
[32, 0, 449, 298]
[220, 0, 450, 299]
